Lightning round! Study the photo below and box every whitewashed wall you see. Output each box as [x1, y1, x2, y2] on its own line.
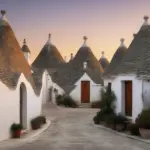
[0, 72, 48, 141]
[41, 70, 65, 104]
[41, 70, 52, 104]
[0, 82, 19, 141]
[143, 80, 150, 109]
[103, 78, 113, 87]
[111, 75, 143, 121]
[70, 73, 102, 104]
[50, 82, 65, 104]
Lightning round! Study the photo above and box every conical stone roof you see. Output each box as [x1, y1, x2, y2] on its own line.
[32, 34, 65, 69]
[103, 38, 127, 77]
[0, 10, 31, 78]
[112, 16, 150, 76]
[21, 39, 31, 53]
[70, 36, 104, 72]
[99, 51, 109, 70]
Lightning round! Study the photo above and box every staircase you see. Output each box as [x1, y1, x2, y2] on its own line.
[79, 103, 91, 108]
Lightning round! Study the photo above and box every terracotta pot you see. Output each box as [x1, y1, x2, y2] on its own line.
[12, 130, 21, 138]
[139, 128, 150, 139]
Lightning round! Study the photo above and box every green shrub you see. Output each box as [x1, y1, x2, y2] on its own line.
[136, 109, 150, 129]
[56, 94, 78, 108]
[93, 86, 117, 125]
[63, 96, 78, 108]
[100, 87, 116, 115]
[114, 114, 128, 125]
[128, 123, 140, 136]
[104, 113, 117, 125]
[31, 115, 46, 130]
[91, 101, 102, 108]
[93, 111, 108, 124]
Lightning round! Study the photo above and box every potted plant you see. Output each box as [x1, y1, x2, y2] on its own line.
[31, 117, 41, 130]
[10, 123, 23, 138]
[136, 109, 150, 139]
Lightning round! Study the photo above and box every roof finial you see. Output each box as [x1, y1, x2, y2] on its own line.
[46, 33, 52, 45]
[82, 36, 88, 47]
[48, 33, 51, 39]
[70, 53, 73, 60]
[120, 38, 125, 47]
[0, 10, 7, 21]
[143, 15, 149, 26]
[1, 10, 6, 16]
[101, 51, 105, 58]
[23, 39, 26, 45]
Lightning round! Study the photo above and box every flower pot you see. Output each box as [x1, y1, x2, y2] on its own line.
[139, 128, 150, 139]
[12, 130, 21, 138]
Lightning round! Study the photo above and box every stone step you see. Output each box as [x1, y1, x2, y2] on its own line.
[79, 103, 91, 108]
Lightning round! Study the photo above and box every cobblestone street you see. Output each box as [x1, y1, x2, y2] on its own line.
[1, 105, 150, 150]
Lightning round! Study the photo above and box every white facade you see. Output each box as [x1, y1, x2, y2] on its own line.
[0, 73, 43, 141]
[0, 68, 64, 141]
[70, 73, 102, 104]
[41, 70, 65, 104]
[103, 75, 150, 122]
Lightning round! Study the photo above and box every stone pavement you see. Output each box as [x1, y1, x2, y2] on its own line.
[1, 105, 150, 150]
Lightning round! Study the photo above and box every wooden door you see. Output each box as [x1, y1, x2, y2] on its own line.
[81, 81, 90, 103]
[125, 81, 132, 116]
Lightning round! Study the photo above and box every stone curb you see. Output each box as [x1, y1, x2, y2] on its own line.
[0, 119, 51, 148]
[92, 123, 150, 144]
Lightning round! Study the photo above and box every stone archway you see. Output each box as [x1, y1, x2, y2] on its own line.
[20, 83, 27, 129]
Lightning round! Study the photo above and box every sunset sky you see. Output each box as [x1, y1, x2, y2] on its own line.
[0, 0, 150, 62]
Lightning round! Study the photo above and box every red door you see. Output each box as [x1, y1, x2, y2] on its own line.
[81, 81, 90, 103]
[125, 81, 132, 116]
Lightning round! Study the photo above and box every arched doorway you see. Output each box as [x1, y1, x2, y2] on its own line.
[20, 83, 27, 129]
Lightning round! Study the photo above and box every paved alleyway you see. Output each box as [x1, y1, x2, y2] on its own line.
[1, 105, 150, 150]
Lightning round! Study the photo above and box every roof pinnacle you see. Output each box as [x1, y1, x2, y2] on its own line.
[82, 36, 88, 47]
[101, 51, 105, 58]
[143, 15, 149, 26]
[23, 39, 26, 45]
[1, 10, 6, 16]
[120, 38, 125, 47]
[0, 10, 7, 22]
